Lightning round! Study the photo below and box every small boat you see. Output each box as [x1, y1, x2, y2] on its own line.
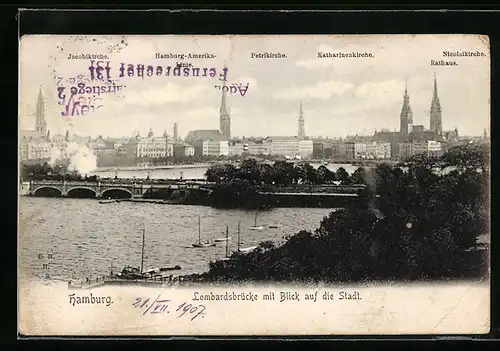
[193, 242, 216, 248]
[160, 265, 181, 271]
[110, 226, 181, 280]
[214, 237, 232, 242]
[236, 221, 257, 254]
[248, 212, 264, 231]
[145, 266, 182, 274]
[99, 199, 117, 204]
[111, 265, 144, 279]
[268, 225, 278, 229]
[192, 216, 216, 248]
[238, 246, 258, 253]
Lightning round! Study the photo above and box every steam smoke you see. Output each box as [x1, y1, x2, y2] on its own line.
[67, 142, 98, 175]
[49, 147, 62, 167]
[49, 142, 97, 175]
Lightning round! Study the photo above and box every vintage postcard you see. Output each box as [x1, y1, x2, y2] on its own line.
[18, 34, 490, 336]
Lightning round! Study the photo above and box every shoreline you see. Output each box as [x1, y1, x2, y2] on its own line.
[95, 163, 212, 172]
[93, 159, 398, 173]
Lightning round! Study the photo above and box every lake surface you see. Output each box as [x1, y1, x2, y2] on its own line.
[18, 197, 335, 281]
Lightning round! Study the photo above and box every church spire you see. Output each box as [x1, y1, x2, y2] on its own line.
[400, 79, 413, 139]
[219, 81, 231, 141]
[36, 86, 47, 134]
[430, 73, 443, 136]
[298, 101, 305, 139]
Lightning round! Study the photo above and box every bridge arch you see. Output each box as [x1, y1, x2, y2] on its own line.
[66, 187, 97, 198]
[101, 188, 133, 199]
[32, 186, 63, 197]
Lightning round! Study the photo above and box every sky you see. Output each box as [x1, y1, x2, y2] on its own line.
[19, 35, 490, 139]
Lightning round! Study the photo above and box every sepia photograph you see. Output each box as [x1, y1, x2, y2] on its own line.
[18, 34, 490, 335]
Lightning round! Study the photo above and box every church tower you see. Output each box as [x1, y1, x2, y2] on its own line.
[35, 86, 47, 135]
[399, 80, 413, 140]
[219, 82, 231, 141]
[298, 101, 306, 139]
[430, 73, 443, 136]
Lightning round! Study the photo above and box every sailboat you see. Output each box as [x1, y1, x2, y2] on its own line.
[248, 211, 264, 231]
[214, 226, 232, 243]
[192, 216, 216, 248]
[236, 221, 257, 254]
[111, 226, 181, 280]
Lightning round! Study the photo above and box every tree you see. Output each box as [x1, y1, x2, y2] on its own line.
[317, 165, 336, 184]
[303, 163, 318, 184]
[205, 143, 489, 284]
[259, 163, 274, 185]
[272, 161, 295, 186]
[294, 164, 307, 184]
[335, 167, 350, 184]
[350, 167, 367, 184]
[239, 158, 262, 183]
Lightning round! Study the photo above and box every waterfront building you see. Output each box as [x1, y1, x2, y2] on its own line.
[228, 142, 245, 156]
[246, 140, 272, 156]
[116, 145, 130, 157]
[313, 139, 335, 158]
[336, 142, 349, 158]
[398, 141, 443, 160]
[266, 136, 300, 157]
[193, 140, 229, 157]
[366, 141, 391, 159]
[88, 136, 115, 156]
[337, 141, 368, 159]
[298, 139, 314, 158]
[21, 138, 51, 160]
[126, 129, 174, 159]
[51, 133, 71, 159]
[258, 136, 314, 158]
[173, 142, 195, 157]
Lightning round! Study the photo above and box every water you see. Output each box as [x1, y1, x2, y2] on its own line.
[18, 197, 335, 281]
[89, 163, 359, 180]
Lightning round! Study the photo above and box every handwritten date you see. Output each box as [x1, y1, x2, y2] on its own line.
[132, 295, 206, 321]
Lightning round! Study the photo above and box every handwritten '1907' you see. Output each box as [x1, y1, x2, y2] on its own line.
[132, 295, 206, 321]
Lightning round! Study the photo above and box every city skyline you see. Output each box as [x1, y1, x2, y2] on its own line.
[20, 35, 490, 139]
[22, 78, 489, 142]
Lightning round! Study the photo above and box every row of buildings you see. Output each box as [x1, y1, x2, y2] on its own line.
[105, 130, 314, 159]
[313, 139, 444, 160]
[20, 80, 314, 162]
[20, 76, 488, 163]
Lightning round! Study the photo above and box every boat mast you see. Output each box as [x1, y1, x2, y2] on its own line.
[140, 225, 145, 273]
[237, 221, 241, 250]
[225, 225, 229, 257]
[198, 216, 201, 244]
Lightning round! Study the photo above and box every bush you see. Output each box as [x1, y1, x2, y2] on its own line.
[206, 144, 490, 283]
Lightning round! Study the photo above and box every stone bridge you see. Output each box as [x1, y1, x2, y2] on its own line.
[29, 180, 214, 199]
